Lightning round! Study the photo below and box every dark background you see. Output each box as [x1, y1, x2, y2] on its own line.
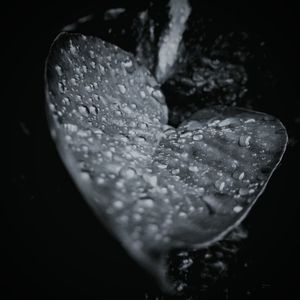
[6, 1, 300, 299]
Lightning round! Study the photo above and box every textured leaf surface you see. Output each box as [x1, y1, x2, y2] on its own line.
[45, 33, 287, 285]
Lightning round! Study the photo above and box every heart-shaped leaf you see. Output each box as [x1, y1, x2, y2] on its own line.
[45, 33, 287, 289]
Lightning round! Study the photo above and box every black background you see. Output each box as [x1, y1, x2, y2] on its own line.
[6, 1, 300, 299]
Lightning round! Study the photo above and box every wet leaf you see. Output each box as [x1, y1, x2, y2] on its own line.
[45, 33, 287, 290]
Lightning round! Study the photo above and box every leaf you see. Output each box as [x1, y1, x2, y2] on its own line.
[45, 33, 287, 289]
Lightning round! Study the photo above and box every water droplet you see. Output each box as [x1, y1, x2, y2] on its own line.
[69, 42, 77, 54]
[140, 198, 154, 208]
[218, 117, 240, 127]
[99, 64, 105, 74]
[157, 163, 167, 169]
[193, 133, 203, 141]
[122, 58, 133, 68]
[146, 86, 154, 95]
[81, 144, 89, 153]
[84, 85, 93, 92]
[75, 95, 82, 102]
[49, 103, 56, 112]
[55, 65, 63, 76]
[164, 128, 177, 139]
[65, 135, 71, 142]
[128, 121, 137, 128]
[160, 187, 168, 194]
[64, 123, 78, 132]
[140, 91, 146, 98]
[139, 123, 148, 129]
[198, 187, 205, 195]
[188, 165, 199, 172]
[233, 171, 245, 180]
[113, 201, 124, 209]
[119, 215, 128, 223]
[104, 150, 113, 159]
[205, 114, 218, 124]
[151, 89, 164, 103]
[77, 129, 91, 137]
[184, 120, 202, 130]
[70, 78, 77, 85]
[147, 224, 159, 233]
[81, 171, 90, 181]
[58, 82, 65, 93]
[89, 50, 95, 58]
[90, 61, 96, 69]
[181, 131, 192, 138]
[215, 180, 225, 192]
[172, 169, 180, 175]
[78, 105, 90, 116]
[62, 97, 70, 105]
[133, 213, 142, 222]
[89, 105, 98, 115]
[239, 135, 251, 147]
[177, 283, 186, 292]
[118, 84, 126, 94]
[178, 212, 187, 218]
[181, 152, 189, 159]
[122, 105, 132, 115]
[136, 136, 147, 144]
[179, 258, 193, 270]
[233, 205, 243, 213]
[129, 104, 136, 110]
[106, 163, 121, 174]
[116, 180, 125, 189]
[82, 65, 87, 73]
[96, 177, 105, 185]
[143, 174, 158, 187]
[122, 58, 134, 73]
[239, 188, 249, 196]
[120, 167, 136, 179]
